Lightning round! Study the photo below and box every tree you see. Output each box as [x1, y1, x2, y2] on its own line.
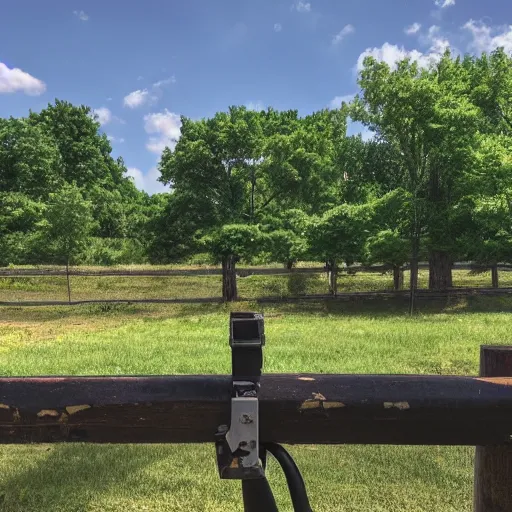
[201, 224, 264, 301]
[0, 192, 45, 266]
[259, 209, 310, 268]
[0, 118, 61, 199]
[157, 107, 344, 293]
[308, 203, 373, 295]
[466, 48, 512, 137]
[351, 52, 481, 308]
[457, 194, 512, 288]
[39, 184, 94, 301]
[29, 100, 126, 190]
[365, 230, 410, 290]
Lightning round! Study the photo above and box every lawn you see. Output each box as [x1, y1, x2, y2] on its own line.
[0, 296, 511, 511]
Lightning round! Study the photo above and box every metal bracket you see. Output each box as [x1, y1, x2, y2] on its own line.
[216, 313, 265, 480]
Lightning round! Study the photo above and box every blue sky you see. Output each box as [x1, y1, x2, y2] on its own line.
[1, 0, 511, 193]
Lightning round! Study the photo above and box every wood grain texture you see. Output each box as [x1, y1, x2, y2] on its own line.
[474, 347, 512, 512]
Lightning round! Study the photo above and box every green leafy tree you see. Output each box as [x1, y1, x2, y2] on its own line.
[0, 118, 61, 199]
[259, 209, 310, 267]
[457, 194, 512, 287]
[157, 107, 344, 297]
[351, 52, 481, 304]
[466, 48, 512, 136]
[29, 100, 127, 190]
[201, 224, 264, 301]
[39, 184, 94, 301]
[0, 193, 46, 265]
[365, 230, 410, 290]
[308, 203, 373, 295]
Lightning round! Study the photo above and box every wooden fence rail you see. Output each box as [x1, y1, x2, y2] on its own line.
[0, 346, 511, 510]
[1, 263, 511, 277]
[2, 263, 512, 307]
[1, 373, 512, 446]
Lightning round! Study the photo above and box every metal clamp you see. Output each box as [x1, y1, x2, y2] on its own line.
[216, 312, 265, 479]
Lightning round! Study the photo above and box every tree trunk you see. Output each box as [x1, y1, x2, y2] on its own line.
[327, 260, 338, 296]
[222, 255, 237, 302]
[428, 251, 452, 290]
[250, 173, 255, 223]
[393, 265, 404, 291]
[491, 264, 499, 289]
[409, 235, 419, 315]
[285, 260, 294, 270]
[66, 258, 71, 304]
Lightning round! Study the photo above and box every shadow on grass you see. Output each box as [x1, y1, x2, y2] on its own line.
[1, 295, 512, 326]
[0, 444, 166, 512]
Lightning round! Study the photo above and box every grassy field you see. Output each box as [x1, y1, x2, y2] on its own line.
[1, 266, 511, 302]
[0, 293, 512, 511]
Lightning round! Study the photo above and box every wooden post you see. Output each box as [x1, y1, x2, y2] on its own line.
[491, 265, 499, 289]
[66, 258, 71, 304]
[474, 346, 512, 512]
[328, 260, 338, 297]
[222, 255, 237, 302]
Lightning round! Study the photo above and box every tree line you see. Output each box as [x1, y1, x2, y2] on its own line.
[1, 49, 512, 301]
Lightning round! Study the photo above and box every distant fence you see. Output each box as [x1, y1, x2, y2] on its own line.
[2, 262, 512, 277]
[1, 263, 512, 306]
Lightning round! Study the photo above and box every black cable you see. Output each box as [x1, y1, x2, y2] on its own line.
[264, 443, 313, 512]
[242, 477, 279, 512]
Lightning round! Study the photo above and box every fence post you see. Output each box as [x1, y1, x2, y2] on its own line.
[491, 265, 499, 289]
[474, 346, 512, 512]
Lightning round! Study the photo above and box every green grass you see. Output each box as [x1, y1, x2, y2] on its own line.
[0, 296, 512, 511]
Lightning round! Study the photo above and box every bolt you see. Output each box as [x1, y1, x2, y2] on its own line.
[240, 414, 254, 424]
[249, 440, 257, 450]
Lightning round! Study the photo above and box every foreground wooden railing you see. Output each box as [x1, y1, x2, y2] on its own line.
[0, 346, 510, 510]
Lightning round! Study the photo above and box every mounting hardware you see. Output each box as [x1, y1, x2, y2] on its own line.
[216, 313, 313, 511]
[216, 312, 265, 480]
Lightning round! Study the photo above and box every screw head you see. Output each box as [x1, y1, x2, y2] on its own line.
[240, 414, 254, 424]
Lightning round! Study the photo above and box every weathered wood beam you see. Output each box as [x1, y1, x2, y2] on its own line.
[0, 374, 512, 446]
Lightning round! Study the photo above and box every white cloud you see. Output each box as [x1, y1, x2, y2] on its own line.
[274, 23, 282, 32]
[92, 107, 112, 126]
[463, 20, 512, 54]
[0, 62, 46, 95]
[107, 135, 125, 144]
[293, 1, 311, 13]
[405, 23, 422, 35]
[126, 167, 169, 195]
[435, 0, 455, 8]
[137, 75, 144, 81]
[144, 109, 182, 154]
[123, 77, 176, 109]
[123, 89, 155, 108]
[332, 25, 355, 45]
[106, 97, 113, 102]
[356, 29, 451, 72]
[153, 76, 176, 88]
[329, 94, 355, 109]
[246, 101, 265, 111]
[73, 10, 89, 21]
